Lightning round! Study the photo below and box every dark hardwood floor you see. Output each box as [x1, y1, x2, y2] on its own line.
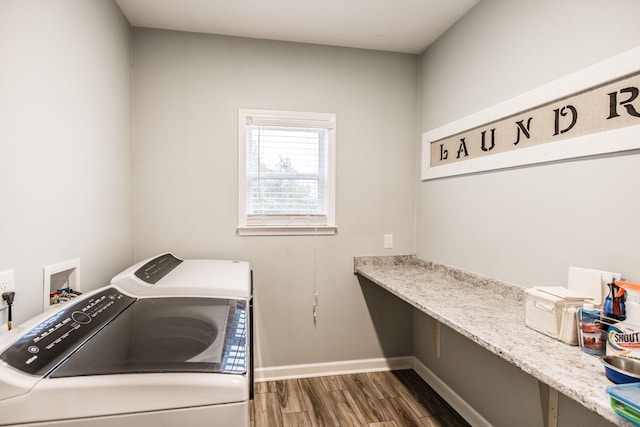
[251, 369, 471, 427]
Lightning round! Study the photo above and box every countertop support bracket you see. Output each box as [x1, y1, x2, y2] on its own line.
[430, 318, 441, 358]
[538, 381, 559, 427]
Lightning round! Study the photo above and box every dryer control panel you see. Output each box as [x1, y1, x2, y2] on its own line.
[0, 287, 135, 377]
[134, 253, 183, 284]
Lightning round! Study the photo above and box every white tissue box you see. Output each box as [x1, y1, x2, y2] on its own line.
[525, 287, 589, 345]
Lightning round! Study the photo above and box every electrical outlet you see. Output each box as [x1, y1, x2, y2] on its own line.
[384, 234, 393, 249]
[0, 270, 15, 294]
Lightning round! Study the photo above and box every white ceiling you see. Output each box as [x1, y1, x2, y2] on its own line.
[115, 0, 479, 54]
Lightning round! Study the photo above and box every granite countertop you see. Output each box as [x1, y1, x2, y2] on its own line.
[353, 255, 632, 427]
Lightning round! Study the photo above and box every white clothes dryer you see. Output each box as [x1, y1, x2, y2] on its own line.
[0, 253, 252, 427]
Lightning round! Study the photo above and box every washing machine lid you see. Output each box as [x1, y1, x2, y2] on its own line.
[49, 296, 247, 378]
[0, 287, 247, 379]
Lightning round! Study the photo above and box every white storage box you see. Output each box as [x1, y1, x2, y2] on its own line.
[525, 287, 591, 345]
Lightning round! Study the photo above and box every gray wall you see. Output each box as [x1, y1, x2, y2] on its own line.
[417, 0, 640, 286]
[131, 29, 418, 369]
[415, 0, 640, 425]
[0, 0, 133, 324]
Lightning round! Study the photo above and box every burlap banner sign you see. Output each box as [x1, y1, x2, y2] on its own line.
[422, 48, 640, 180]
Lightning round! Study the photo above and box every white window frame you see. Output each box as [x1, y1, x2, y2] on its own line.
[237, 109, 337, 236]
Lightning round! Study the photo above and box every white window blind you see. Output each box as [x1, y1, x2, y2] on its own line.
[238, 110, 336, 235]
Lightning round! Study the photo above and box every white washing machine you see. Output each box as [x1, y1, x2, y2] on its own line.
[0, 253, 252, 426]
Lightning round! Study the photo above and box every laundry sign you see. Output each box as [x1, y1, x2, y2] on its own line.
[421, 47, 640, 180]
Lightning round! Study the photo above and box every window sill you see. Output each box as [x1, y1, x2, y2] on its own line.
[237, 226, 337, 236]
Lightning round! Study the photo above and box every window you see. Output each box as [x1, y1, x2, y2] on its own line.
[238, 109, 336, 236]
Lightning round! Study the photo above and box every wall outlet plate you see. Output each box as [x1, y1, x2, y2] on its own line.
[0, 270, 15, 294]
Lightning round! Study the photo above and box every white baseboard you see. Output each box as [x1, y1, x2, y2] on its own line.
[254, 356, 413, 382]
[412, 357, 491, 427]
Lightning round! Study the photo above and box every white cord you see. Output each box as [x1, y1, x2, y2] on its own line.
[313, 220, 318, 327]
[313, 290, 318, 326]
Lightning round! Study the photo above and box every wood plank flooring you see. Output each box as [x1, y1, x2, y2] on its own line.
[251, 370, 471, 427]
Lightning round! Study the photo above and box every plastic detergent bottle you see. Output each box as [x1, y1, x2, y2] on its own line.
[578, 302, 605, 355]
[616, 281, 640, 325]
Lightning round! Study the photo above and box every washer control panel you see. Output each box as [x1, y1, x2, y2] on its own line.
[0, 287, 135, 376]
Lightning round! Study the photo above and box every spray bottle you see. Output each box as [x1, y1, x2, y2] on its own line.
[615, 281, 640, 325]
[604, 279, 640, 357]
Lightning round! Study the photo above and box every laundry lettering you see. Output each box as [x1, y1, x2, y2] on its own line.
[553, 105, 578, 135]
[430, 71, 640, 169]
[513, 118, 532, 145]
[608, 87, 640, 119]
